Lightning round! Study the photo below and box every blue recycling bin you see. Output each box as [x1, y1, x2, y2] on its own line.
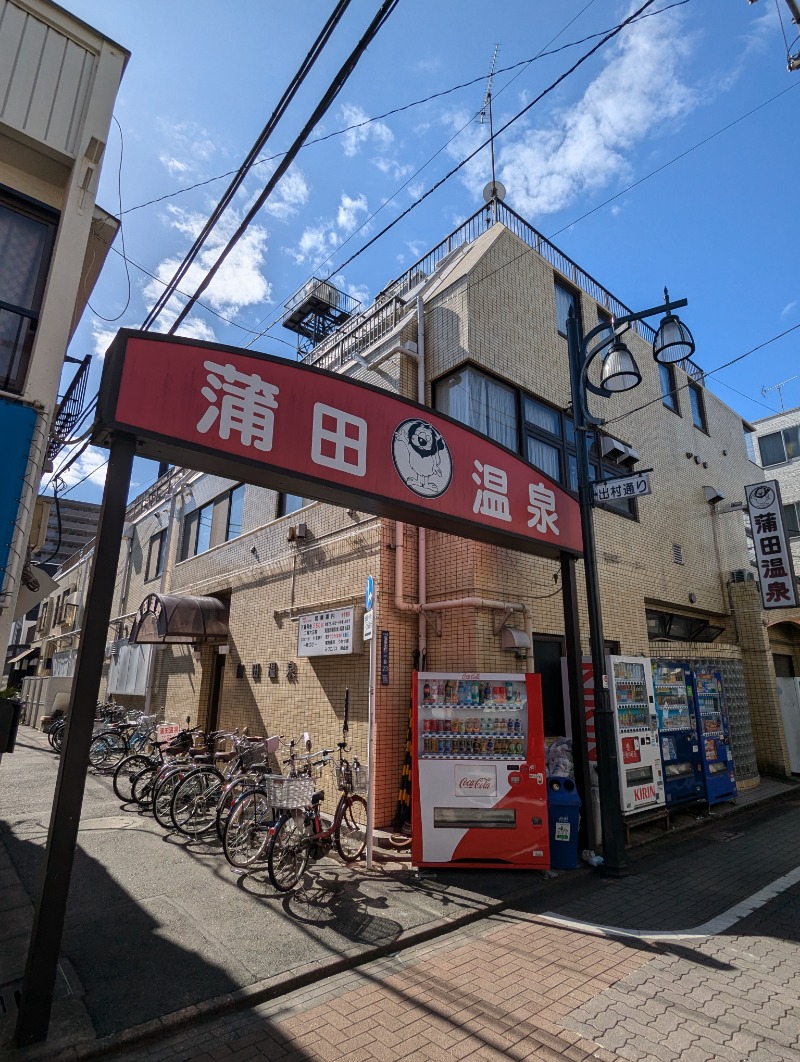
[547, 775, 582, 870]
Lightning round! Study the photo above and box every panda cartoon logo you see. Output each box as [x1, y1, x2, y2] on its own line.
[392, 418, 453, 498]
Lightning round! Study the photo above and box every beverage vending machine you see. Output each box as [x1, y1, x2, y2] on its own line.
[651, 661, 706, 807]
[411, 672, 549, 869]
[607, 656, 665, 815]
[690, 667, 736, 805]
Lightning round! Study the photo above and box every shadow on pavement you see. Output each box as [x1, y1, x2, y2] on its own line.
[0, 824, 241, 1039]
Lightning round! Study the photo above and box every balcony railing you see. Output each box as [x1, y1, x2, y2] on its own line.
[302, 200, 704, 384]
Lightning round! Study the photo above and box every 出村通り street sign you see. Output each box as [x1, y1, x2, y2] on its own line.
[592, 471, 651, 505]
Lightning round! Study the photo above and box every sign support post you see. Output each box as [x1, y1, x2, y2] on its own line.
[364, 578, 376, 870]
[16, 433, 135, 1046]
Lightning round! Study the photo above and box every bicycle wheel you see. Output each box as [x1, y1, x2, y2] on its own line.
[171, 768, 223, 837]
[267, 810, 311, 892]
[335, 794, 368, 862]
[215, 777, 253, 842]
[90, 730, 127, 769]
[113, 754, 153, 803]
[153, 768, 188, 829]
[50, 721, 66, 752]
[132, 765, 158, 808]
[88, 734, 114, 770]
[223, 790, 273, 868]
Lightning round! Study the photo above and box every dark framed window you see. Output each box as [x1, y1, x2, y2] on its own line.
[435, 366, 636, 519]
[554, 279, 580, 337]
[659, 362, 679, 414]
[646, 609, 723, 643]
[783, 502, 800, 538]
[744, 425, 757, 463]
[180, 484, 245, 560]
[759, 426, 800, 467]
[688, 381, 707, 432]
[0, 188, 58, 394]
[278, 493, 309, 517]
[434, 365, 517, 450]
[145, 530, 166, 581]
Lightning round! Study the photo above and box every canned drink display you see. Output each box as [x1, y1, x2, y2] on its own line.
[486, 739, 495, 755]
[514, 718, 521, 733]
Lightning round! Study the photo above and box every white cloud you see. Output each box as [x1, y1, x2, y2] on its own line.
[781, 300, 798, 319]
[52, 446, 108, 491]
[263, 168, 310, 221]
[339, 103, 393, 157]
[337, 193, 368, 233]
[286, 192, 369, 267]
[372, 157, 414, 181]
[157, 119, 220, 179]
[142, 205, 271, 331]
[455, 6, 696, 220]
[91, 325, 119, 359]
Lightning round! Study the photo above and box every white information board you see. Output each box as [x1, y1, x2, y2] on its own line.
[297, 607, 355, 657]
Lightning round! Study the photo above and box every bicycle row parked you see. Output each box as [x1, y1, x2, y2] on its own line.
[108, 718, 369, 892]
[46, 698, 140, 756]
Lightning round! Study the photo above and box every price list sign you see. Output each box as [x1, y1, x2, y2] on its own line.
[297, 607, 355, 657]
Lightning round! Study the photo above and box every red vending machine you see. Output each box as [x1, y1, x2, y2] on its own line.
[411, 671, 549, 869]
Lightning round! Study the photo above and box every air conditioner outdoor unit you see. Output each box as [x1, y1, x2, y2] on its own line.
[600, 436, 627, 461]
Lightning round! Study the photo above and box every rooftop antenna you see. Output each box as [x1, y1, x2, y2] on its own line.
[479, 44, 505, 215]
[761, 373, 800, 411]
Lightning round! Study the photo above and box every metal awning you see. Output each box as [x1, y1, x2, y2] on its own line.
[129, 593, 229, 645]
[6, 645, 40, 666]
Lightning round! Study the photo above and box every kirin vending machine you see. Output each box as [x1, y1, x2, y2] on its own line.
[651, 661, 706, 807]
[607, 656, 665, 815]
[411, 672, 549, 869]
[690, 666, 736, 805]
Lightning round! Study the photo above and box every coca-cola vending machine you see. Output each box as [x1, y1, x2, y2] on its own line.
[411, 671, 549, 869]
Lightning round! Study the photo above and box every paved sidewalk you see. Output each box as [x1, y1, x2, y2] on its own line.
[2, 725, 800, 1061]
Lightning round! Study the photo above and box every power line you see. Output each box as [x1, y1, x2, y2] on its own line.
[604, 320, 800, 427]
[168, 0, 401, 335]
[310, 0, 665, 290]
[243, 0, 678, 350]
[142, 0, 355, 331]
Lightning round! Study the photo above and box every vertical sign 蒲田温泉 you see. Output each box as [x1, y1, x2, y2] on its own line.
[380, 631, 389, 685]
[745, 480, 798, 609]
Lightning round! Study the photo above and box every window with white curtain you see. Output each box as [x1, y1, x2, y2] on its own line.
[435, 366, 517, 450]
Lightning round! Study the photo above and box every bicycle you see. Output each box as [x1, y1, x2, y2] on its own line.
[89, 712, 158, 770]
[266, 741, 368, 892]
[169, 731, 274, 838]
[222, 737, 325, 870]
[112, 721, 199, 804]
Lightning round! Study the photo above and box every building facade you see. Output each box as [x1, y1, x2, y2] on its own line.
[0, 0, 128, 671]
[27, 203, 799, 827]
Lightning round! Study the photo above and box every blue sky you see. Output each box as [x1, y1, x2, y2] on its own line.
[48, 0, 800, 502]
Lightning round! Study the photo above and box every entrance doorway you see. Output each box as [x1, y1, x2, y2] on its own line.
[206, 651, 225, 734]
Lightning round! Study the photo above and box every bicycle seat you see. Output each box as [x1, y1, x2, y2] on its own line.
[215, 751, 234, 763]
[190, 755, 212, 764]
[249, 763, 271, 774]
[336, 741, 348, 749]
[312, 790, 325, 805]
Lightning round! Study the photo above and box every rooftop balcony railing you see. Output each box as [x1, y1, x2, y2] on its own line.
[302, 200, 704, 385]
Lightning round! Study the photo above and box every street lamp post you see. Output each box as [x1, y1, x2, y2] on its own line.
[565, 290, 694, 876]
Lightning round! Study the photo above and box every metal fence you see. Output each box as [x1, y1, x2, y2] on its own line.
[303, 200, 704, 383]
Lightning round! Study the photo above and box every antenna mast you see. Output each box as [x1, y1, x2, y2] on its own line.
[479, 44, 500, 194]
[761, 374, 800, 411]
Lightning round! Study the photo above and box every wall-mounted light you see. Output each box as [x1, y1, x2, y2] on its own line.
[252, 663, 262, 681]
[287, 661, 297, 681]
[268, 661, 278, 681]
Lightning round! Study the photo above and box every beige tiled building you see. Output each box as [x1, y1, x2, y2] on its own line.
[28, 203, 799, 824]
[0, 0, 128, 666]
